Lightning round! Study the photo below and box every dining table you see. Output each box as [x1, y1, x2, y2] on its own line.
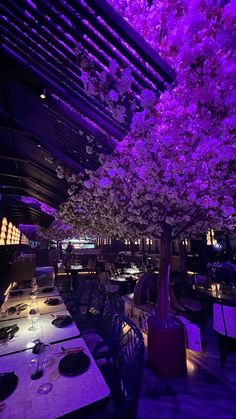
[0, 296, 67, 321]
[109, 273, 140, 294]
[0, 337, 110, 419]
[0, 309, 80, 356]
[5, 286, 60, 302]
[193, 284, 236, 307]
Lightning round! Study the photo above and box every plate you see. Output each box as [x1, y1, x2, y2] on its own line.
[44, 298, 62, 306]
[51, 315, 73, 328]
[0, 372, 18, 401]
[58, 352, 90, 376]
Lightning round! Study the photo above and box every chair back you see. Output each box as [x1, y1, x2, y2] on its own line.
[169, 285, 186, 313]
[111, 313, 144, 418]
[9, 255, 36, 286]
[194, 275, 207, 285]
[213, 303, 236, 338]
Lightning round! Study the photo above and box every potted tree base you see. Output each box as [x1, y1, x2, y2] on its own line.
[147, 316, 187, 378]
[147, 229, 187, 378]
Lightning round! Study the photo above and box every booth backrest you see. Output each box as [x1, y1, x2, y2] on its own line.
[9, 255, 36, 285]
[133, 272, 158, 305]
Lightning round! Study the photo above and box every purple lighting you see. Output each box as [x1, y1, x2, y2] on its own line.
[21, 197, 56, 216]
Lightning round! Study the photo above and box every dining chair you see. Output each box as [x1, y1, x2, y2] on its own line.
[213, 303, 236, 367]
[82, 313, 144, 419]
[84, 288, 124, 353]
[169, 285, 203, 326]
[193, 275, 208, 285]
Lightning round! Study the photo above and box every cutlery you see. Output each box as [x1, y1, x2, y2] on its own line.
[55, 346, 85, 356]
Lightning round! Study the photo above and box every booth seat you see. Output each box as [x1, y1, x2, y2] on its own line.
[36, 266, 55, 287]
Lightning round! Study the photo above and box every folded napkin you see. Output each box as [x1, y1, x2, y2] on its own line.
[0, 324, 19, 342]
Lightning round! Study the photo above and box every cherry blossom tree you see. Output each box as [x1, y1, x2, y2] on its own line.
[56, 0, 236, 322]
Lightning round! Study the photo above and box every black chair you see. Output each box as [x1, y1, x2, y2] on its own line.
[83, 288, 124, 355]
[82, 313, 144, 419]
[169, 285, 203, 326]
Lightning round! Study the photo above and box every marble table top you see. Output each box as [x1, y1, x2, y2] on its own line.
[0, 338, 110, 419]
[0, 310, 80, 356]
[6, 286, 60, 302]
[0, 297, 66, 321]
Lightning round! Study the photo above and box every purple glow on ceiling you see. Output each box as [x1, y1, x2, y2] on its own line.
[19, 224, 36, 229]
[21, 197, 56, 216]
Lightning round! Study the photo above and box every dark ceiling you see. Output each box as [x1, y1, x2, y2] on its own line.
[0, 0, 176, 228]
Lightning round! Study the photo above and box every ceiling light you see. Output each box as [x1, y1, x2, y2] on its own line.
[40, 88, 46, 99]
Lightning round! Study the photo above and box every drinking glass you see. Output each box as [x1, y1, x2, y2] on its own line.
[37, 343, 53, 395]
[31, 277, 39, 299]
[30, 324, 43, 345]
[28, 300, 40, 331]
[29, 343, 53, 394]
[40, 343, 52, 368]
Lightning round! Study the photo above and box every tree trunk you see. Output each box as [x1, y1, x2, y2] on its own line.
[179, 241, 187, 282]
[157, 228, 172, 322]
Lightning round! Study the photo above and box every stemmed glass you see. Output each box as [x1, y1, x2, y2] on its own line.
[29, 343, 53, 395]
[28, 300, 40, 331]
[30, 277, 39, 299]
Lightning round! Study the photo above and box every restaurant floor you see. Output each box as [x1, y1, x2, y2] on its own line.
[57, 277, 236, 419]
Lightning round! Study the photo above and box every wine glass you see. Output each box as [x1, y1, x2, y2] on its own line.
[37, 343, 53, 395]
[28, 300, 40, 331]
[30, 324, 43, 346]
[29, 357, 44, 381]
[30, 277, 39, 299]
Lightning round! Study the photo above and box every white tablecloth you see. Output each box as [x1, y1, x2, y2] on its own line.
[6, 287, 60, 302]
[0, 310, 80, 356]
[0, 338, 110, 419]
[0, 297, 66, 321]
